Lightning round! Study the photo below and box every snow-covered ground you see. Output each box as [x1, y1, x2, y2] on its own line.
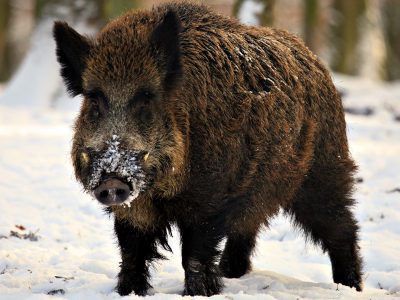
[0, 72, 400, 300]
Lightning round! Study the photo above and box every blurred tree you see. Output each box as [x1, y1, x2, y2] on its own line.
[0, 0, 142, 83]
[35, 0, 103, 24]
[257, 0, 277, 27]
[35, 0, 49, 17]
[304, 0, 318, 53]
[233, 0, 246, 20]
[382, 0, 400, 81]
[0, 0, 11, 81]
[330, 0, 366, 75]
[101, 0, 142, 20]
[33, 0, 142, 33]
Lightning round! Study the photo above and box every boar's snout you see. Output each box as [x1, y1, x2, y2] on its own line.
[94, 178, 130, 206]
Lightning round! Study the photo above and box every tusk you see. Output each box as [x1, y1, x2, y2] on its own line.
[82, 152, 89, 163]
[144, 152, 149, 161]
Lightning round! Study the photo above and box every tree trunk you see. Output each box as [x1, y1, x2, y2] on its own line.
[0, 1, 11, 82]
[101, 0, 142, 20]
[304, 0, 319, 53]
[258, 0, 277, 27]
[382, 0, 400, 81]
[330, 0, 366, 75]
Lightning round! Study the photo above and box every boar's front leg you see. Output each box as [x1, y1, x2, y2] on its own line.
[114, 217, 168, 296]
[178, 217, 225, 296]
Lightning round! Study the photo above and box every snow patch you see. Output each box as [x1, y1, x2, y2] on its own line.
[1, 60, 400, 299]
[88, 135, 145, 203]
[238, 0, 264, 26]
[235, 47, 254, 63]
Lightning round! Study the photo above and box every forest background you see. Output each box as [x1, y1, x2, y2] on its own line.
[1, 0, 400, 86]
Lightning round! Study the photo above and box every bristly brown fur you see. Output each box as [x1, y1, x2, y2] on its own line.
[54, 1, 363, 296]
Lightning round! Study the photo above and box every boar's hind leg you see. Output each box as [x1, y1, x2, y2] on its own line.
[178, 217, 225, 296]
[285, 163, 363, 291]
[219, 230, 258, 278]
[114, 217, 170, 296]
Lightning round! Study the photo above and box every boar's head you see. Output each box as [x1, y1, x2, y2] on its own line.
[53, 10, 188, 206]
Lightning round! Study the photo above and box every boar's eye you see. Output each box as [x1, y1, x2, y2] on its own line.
[90, 97, 100, 117]
[132, 90, 154, 121]
[140, 99, 149, 113]
[85, 89, 106, 118]
[91, 99, 99, 107]
[139, 98, 152, 123]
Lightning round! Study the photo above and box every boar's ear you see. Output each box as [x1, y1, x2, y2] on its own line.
[150, 10, 183, 93]
[53, 21, 93, 97]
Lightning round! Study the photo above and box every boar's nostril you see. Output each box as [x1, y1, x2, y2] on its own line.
[94, 178, 130, 206]
[100, 190, 109, 198]
[116, 189, 126, 196]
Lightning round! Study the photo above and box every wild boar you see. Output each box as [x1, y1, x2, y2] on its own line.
[53, 1, 363, 296]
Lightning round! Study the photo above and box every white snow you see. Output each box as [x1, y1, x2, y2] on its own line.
[237, 0, 264, 27]
[1, 73, 399, 299]
[0, 2, 97, 112]
[1, 1, 400, 296]
[88, 135, 145, 203]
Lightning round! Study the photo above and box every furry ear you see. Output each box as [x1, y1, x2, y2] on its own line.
[150, 10, 183, 93]
[53, 21, 93, 97]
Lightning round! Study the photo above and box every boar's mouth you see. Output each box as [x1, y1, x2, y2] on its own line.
[93, 174, 132, 206]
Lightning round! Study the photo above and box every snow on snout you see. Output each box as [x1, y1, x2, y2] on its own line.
[88, 135, 145, 203]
